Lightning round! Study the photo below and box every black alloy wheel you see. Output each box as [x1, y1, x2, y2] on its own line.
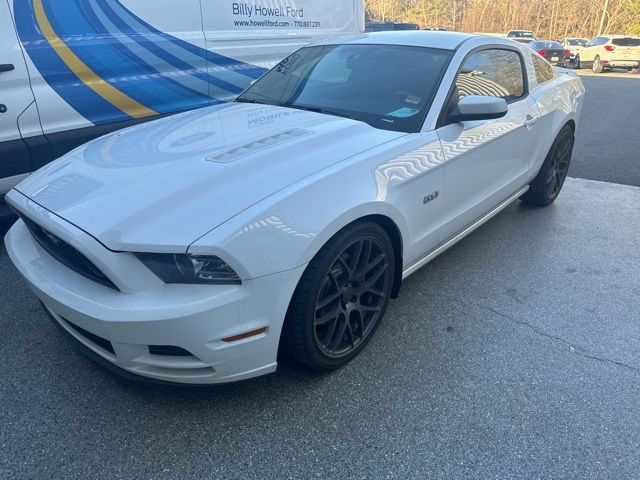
[281, 221, 395, 370]
[313, 236, 390, 358]
[521, 124, 575, 206]
[544, 127, 573, 199]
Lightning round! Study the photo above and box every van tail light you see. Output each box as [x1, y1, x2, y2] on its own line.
[538, 50, 547, 57]
[564, 50, 571, 58]
[604, 45, 615, 52]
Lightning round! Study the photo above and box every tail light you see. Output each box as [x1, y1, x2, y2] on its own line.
[538, 50, 547, 57]
[604, 45, 615, 52]
[564, 50, 571, 58]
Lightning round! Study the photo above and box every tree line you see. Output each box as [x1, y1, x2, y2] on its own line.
[366, 0, 640, 39]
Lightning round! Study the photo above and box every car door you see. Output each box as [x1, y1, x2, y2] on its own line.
[0, 0, 39, 191]
[580, 37, 604, 63]
[436, 47, 540, 240]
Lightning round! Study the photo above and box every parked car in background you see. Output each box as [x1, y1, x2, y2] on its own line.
[529, 40, 571, 66]
[575, 35, 640, 73]
[5, 32, 585, 385]
[506, 30, 535, 39]
[561, 38, 588, 63]
[0, 0, 365, 217]
[365, 22, 419, 32]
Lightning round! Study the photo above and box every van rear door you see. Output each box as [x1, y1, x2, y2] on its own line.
[0, 0, 40, 195]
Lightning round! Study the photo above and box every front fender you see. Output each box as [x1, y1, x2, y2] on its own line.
[188, 169, 409, 280]
[186, 133, 446, 280]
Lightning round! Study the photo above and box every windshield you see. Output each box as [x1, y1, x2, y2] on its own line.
[612, 38, 640, 47]
[236, 44, 453, 133]
[567, 39, 587, 46]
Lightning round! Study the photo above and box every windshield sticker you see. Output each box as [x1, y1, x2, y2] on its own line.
[405, 95, 422, 105]
[386, 107, 419, 118]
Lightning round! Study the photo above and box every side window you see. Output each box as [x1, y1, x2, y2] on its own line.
[531, 54, 555, 84]
[455, 49, 525, 102]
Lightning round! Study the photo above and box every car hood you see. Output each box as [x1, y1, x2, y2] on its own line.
[15, 103, 404, 251]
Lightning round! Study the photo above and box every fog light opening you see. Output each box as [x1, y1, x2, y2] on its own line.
[221, 327, 268, 343]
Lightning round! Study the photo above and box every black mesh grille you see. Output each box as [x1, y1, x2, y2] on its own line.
[63, 318, 115, 355]
[148, 345, 193, 357]
[20, 214, 119, 291]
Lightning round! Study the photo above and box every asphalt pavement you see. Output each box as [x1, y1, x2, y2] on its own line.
[1, 77, 640, 479]
[570, 72, 640, 187]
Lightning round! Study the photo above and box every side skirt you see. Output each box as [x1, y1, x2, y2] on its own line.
[402, 186, 529, 279]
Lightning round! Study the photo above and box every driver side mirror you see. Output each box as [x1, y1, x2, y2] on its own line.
[449, 95, 508, 123]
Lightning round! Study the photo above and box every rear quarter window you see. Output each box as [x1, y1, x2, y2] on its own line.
[612, 38, 640, 47]
[531, 54, 555, 84]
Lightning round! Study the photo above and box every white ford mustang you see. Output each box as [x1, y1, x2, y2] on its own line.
[5, 32, 584, 385]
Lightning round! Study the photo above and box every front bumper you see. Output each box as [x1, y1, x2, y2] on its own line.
[5, 208, 305, 385]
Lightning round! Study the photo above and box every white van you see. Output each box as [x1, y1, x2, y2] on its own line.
[0, 0, 364, 215]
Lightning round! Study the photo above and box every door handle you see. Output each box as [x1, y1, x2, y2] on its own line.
[524, 116, 538, 129]
[0, 64, 15, 73]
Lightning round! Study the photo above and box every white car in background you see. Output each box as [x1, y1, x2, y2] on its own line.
[561, 37, 589, 63]
[575, 35, 640, 73]
[5, 32, 585, 385]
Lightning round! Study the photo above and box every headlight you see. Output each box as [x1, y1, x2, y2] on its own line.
[135, 253, 241, 284]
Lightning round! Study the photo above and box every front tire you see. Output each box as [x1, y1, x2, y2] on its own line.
[281, 221, 395, 370]
[521, 124, 574, 207]
[574, 55, 581, 69]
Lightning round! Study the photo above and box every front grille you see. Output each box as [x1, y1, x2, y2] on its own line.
[63, 318, 115, 355]
[20, 214, 119, 291]
[148, 345, 193, 357]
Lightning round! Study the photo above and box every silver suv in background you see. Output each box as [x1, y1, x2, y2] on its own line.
[575, 35, 640, 73]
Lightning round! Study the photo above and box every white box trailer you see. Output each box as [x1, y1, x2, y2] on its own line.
[0, 0, 364, 211]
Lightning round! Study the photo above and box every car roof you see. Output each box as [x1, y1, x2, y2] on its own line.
[598, 33, 640, 38]
[315, 31, 476, 50]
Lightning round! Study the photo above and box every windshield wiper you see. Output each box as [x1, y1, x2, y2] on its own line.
[282, 103, 350, 119]
[235, 97, 278, 106]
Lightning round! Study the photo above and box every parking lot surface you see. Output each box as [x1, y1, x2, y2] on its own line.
[570, 73, 640, 187]
[2, 176, 640, 479]
[2, 77, 640, 479]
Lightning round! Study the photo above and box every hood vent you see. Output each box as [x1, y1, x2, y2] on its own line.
[206, 129, 312, 163]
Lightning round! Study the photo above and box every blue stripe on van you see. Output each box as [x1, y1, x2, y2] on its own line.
[42, 0, 212, 113]
[104, 0, 266, 81]
[12, 0, 130, 123]
[14, 0, 268, 125]
[102, 0, 265, 87]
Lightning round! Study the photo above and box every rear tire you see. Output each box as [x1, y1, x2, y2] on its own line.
[521, 124, 574, 207]
[281, 221, 395, 370]
[592, 56, 604, 73]
[574, 55, 581, 69]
